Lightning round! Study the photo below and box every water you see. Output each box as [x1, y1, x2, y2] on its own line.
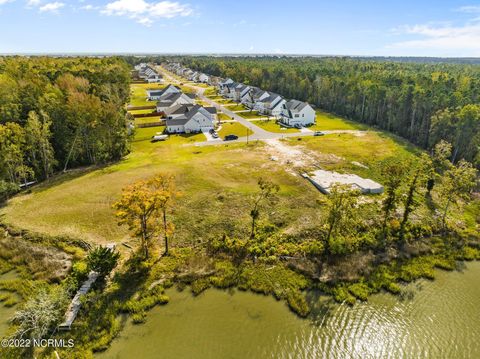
[98, 262, 480, 358]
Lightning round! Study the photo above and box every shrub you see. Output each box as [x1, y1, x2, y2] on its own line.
[86, 247, 120, 277]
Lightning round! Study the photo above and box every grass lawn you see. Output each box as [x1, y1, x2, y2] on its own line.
[227, 104, 248, 111]
[251, 120, 300, 133]
[1, 128, 317, 246]
[217, 122, 253, 138]
[135, 116, 163, 125]
[216, 99, 235, 105]
[129, 83, 164, 107]
[218, 113, 233, 121]
[287, 131, 419, 180]
[237, 111, 269, 120]
[308, 111, 367, 131]
[129, 109, 156, 115]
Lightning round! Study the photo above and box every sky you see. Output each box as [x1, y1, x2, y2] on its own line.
[1, 0, 480, 56]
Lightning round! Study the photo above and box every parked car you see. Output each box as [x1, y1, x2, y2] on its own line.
[224, 134, 238, 141]
[209, 128, 215, 134]
[313, 131, 325, 136]
[211, 132, 219, 139]
[294, 124, 302, 129]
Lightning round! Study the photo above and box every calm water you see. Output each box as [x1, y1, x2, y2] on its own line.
[100, 262, 479, 358]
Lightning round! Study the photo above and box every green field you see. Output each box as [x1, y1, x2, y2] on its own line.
[1, 129, 314, 246]
[218, 112, 233, 122]
[308, 111, 367, 131]
[217, 122, 253, 138]
[251, 120, 300, 133]
[129, 83, 164, 107]
[134, 116, 163, 125]
[237, 111, 269, 120]
[286, 131, 419, 179]
[227, 104, 248, 111]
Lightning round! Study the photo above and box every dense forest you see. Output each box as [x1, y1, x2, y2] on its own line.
[0, 56, 131, 200]
[173, 56, 480, 167]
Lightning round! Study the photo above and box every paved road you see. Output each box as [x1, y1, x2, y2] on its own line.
[157, 66, 366, 147]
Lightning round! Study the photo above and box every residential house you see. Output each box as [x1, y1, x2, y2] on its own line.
[146, 84, 181, 101]
[232, 83, 251, 102]
[254, 93, 286, 117]
[280, 100, 316, 126]
[243, 87, 270, 108]
[156, 92, 196, 112]
[166, 105, 217, 133]
[198, 73, 210, 83]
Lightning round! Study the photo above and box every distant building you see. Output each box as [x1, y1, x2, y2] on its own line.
[146, 84, 181, 101]
[280, 100, 315, 126]
[166, 104, 217, 133]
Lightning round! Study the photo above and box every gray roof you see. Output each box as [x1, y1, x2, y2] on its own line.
[166, 117, 190, 126]
[284, 99, 310, 112]
[204, 107, 217, 114]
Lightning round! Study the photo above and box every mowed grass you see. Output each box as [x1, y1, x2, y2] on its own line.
[228, 104, 248, 111]
[129, 83, 164, 107]
[2, 126, 321, 246]
[218, 112, 233, 122]
[237, 111, 269, 120]
[251, 120, 300, 133]
[217, 122, 253, 138]
[308, 111, 367, 131]
[288, 131, 419, 180]
[134, 116, 163, 125]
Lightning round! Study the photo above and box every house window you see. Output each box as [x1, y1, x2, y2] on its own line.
[295, 114, 299, 118]
[302, 114, 304, 117]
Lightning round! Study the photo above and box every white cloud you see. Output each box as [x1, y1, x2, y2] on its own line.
[102, 0, 192, 25]
[26, 0, 41, 6]
[457, 5, 480, 13]
[39, 1, 63, 12]
[80, 4, 98, 10]
[0, 0, 14, 5]
[389, 15, 480, 56]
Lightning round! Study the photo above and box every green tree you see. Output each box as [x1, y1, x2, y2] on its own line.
[113, 173, 178, 259]
[325, 184, 360, 253]
[86, 246, 120, 277]
[438, 159, 477, 229]
[379, 157, 408, 242]
[250, 178, 279, 239]
[24, 111, 56, 179]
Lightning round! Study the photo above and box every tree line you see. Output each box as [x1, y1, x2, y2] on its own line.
[174, 56, 480, 167]
[0, 56, 131, 200]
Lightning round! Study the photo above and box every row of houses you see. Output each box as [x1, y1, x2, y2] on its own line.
[146, 84, 217, 134]
[134, 63, 163, 83]
[167, 62, 223, 86]
[165, 63, 316, 128]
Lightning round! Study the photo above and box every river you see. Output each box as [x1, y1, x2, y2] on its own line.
[98, 261, 480, 359]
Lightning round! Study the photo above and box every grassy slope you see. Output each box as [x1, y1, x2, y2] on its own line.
[310, 111, 367, 131]
[1, 129, 315, 245]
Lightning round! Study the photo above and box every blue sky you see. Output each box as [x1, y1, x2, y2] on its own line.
[1, 0, 480, 56]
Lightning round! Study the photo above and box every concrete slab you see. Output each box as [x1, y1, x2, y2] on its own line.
[304, 169, 383, 194]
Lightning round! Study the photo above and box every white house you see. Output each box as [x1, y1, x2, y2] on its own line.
[232, 84, 251, 102]
[198, 73, 210, 83]
[254, 93, 285, 117]
[280, 100, 316, 126]
[156, 92, 196, 112]
[146, 84, 181, 101]
[166, 105, 217, 133]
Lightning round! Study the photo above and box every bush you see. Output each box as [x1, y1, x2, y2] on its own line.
[0, 181, 20, 203]
[348, 283, 370, 301]
[86, 247, 120, 277]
